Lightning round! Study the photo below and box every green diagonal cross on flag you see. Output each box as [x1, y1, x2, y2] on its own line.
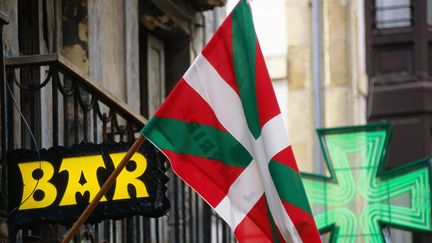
[303, 122, 432, 243]
[141, 0, 321, 242]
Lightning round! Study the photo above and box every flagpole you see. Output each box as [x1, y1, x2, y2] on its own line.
[61, 135, 146, 243]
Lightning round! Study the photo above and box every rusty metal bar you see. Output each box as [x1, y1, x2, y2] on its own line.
[52, 69, 59, 146]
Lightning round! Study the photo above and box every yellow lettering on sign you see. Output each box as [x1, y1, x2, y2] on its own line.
[110, 152, 149, 200]
[59, 155, 107, 206]
[18, 161, 57, 210]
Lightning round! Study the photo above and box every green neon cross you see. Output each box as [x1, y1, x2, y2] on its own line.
[302, 122, 431, 243]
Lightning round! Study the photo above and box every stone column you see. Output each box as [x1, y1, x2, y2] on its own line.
[286, 0, 315, 173]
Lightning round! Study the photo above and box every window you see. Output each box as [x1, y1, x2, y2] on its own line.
[428, 0, 432, 25]
[375, 0, 411, 29]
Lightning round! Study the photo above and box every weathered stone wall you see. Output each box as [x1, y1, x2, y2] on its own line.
[66, 0, 131, 104]
[62, 0, 89, 74]
[285, 0, 315, 173]
[99, 0, 127, 101]
[283, 0, 367, 172]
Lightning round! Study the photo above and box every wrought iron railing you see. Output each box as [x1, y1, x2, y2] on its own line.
[5, 53, 145, 143]
[1, 53, 234, 242]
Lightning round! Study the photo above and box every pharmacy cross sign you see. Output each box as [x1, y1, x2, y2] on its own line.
[302, 122, 431, 243]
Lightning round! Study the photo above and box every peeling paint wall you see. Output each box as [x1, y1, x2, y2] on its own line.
[64, 0, 128, 102]
[62, 0, 89, 74]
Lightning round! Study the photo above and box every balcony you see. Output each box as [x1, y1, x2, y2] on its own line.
[1, 53, 233, 242]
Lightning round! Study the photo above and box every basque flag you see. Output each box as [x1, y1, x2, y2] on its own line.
[141, 0, 321, 242]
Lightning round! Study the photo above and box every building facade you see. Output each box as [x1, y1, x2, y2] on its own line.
[264, 0, 430, 242]
[366, 0, 432, 242]
[0, 0, 233, 242]
[276, 0, 368, 174]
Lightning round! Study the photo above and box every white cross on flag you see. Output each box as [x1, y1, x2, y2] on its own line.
[141, 0, 321, 242]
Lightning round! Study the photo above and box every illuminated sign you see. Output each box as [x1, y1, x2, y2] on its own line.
[8, 141, 170, 229]
[302, 122, 431, 242]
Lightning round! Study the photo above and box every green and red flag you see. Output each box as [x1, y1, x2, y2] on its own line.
[141, 0, 320, 242]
